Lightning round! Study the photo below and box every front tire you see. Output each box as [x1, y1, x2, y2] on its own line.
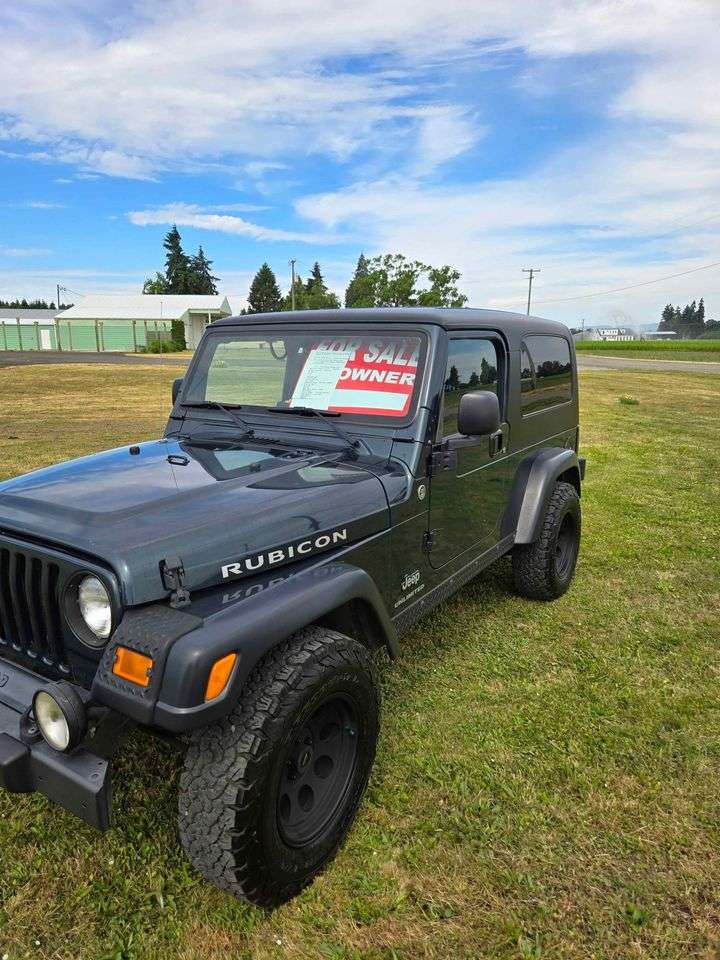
[512, 481, 581, 600]
[178, 627, 380, 908]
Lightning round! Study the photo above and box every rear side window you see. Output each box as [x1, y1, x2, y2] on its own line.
[520, 335, 572, 415]
[442, 338, 499, 437]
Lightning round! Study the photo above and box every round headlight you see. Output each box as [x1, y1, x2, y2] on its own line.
[33, 683, 86, 752]
[77, 575, 112, 642]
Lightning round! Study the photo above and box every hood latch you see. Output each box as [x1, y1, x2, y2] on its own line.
[160, 556, 191, 608]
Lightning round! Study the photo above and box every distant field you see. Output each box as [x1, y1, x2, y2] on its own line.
[0, 363, 719, 959]
[576, 339, 720, 363]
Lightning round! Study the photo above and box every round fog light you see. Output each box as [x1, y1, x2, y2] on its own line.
[33, 683, 87, 753]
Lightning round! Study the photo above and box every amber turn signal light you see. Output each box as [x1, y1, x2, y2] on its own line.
[205, 652, 237, 702]
[112, 646, 153, 688]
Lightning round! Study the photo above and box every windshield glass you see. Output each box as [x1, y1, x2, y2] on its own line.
[184, 328, 426, 422]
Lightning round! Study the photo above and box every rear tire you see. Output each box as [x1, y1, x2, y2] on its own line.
[178, 627, 379, 908]
[512, 481, 581, 600]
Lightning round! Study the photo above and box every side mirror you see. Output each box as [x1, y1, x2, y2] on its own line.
[457, 390, 500, 436]
[172, 377, 184, 404]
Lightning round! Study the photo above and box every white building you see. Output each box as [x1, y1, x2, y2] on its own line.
[59, 294, 232, 349]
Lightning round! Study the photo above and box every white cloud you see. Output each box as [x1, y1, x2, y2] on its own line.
[23, 200, 64, 209]
[127, 202, 343, 244]
[296, 115, 720, 325]
[0, 246, 51, 257]
[244, 161, 289, 178]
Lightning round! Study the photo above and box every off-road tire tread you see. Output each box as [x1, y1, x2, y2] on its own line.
[178, 627, 378, 907]
[512, 481, 580, 600]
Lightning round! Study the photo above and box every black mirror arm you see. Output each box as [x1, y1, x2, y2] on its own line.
[444, 432, 485, 452]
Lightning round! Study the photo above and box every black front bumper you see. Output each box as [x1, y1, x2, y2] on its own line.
[0, 659, 111, 830]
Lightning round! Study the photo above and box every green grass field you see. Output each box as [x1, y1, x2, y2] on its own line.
[0, 363, 719, 960]
[576, 340, 720, 363]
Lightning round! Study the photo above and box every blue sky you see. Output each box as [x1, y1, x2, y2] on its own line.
[1, 0, 719, 326]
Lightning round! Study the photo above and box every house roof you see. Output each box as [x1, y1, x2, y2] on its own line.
[0, 308, 58, 322]
[59, 295, 231, 321]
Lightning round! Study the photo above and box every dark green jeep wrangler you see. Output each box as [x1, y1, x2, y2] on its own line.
[0, 308, 584, 906]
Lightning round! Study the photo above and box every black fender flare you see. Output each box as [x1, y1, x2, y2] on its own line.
[152, 561, 397, 731]
[502, 447, 582, 545]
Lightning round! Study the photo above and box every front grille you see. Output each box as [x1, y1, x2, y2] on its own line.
[0, 544, 68, 672]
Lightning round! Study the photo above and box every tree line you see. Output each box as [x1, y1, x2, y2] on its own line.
[141, 226, 468, 314]
[244, 252, 467, 313]
[658, 299, 720, 339]
[0, 298, 73, 310]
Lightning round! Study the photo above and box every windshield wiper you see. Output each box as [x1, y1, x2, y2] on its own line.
[181, 401, 255, 438]
[268, 406, 360, 457]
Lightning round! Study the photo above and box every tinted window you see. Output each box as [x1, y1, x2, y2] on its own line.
[442, 338, 499, 437]
[520, 335, 572, 415]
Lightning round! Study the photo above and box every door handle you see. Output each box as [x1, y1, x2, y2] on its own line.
[489, 430, 504, 456]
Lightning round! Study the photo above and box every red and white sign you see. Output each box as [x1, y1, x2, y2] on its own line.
[291, 338, 421, 417]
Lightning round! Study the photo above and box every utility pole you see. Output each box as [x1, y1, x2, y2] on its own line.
[289, 259, 297, 311]
[56, 283, 61, 311]
[522, 267, 540, 315]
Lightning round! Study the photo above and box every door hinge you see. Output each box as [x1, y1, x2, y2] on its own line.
[423, 529, 438, 552]
[429, 444, 457, 476]
[160, 556, 191, 608]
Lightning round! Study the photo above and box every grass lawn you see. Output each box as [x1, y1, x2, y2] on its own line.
[576, 340, 720, 363]
[0, 363, 719, 960]
[579, 349, 720, 363]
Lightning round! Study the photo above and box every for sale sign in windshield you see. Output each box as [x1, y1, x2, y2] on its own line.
[291, 337, 421, 417]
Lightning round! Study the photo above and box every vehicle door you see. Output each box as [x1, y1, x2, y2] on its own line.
[427, 333, 511, 568]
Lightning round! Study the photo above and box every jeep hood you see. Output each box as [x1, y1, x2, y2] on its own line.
[0, 439, 391, 604]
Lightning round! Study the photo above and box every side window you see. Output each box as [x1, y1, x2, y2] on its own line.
[520, 335, 572, 416]
[442, 338, 499, 437]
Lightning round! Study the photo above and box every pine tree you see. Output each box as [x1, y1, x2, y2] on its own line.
[299, 262, 340, 309]
[247, 263, 282, 314]
[659, 303, 675, 331]
[305, 262, 324, 293]
[345, 253, 375, 307]
[189, 246, 219, 294]
[163, 225, 191, 293]
[142, 229, 221, 295]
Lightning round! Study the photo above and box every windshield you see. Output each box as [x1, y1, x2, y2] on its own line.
[183, 328, 426, 422]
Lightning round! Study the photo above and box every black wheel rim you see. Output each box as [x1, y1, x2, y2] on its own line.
[277, 695, 360, 848]
[555, 512, 577, 579]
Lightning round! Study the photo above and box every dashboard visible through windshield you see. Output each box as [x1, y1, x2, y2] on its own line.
[183, 328, 426, 423]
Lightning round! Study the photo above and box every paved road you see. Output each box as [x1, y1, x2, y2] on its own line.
[0, 350, 190, 368]
[1, 349, 718, 375]
[577, 354, 720, 375]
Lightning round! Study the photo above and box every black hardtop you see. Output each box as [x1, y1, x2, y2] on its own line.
[213, 307, 570, 343]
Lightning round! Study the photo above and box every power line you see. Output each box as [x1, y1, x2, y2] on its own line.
[640, 209, 720, 241]
[532, 258, 720, 305]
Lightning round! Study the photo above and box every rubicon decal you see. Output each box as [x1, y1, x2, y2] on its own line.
[221, 528, 349, 580]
